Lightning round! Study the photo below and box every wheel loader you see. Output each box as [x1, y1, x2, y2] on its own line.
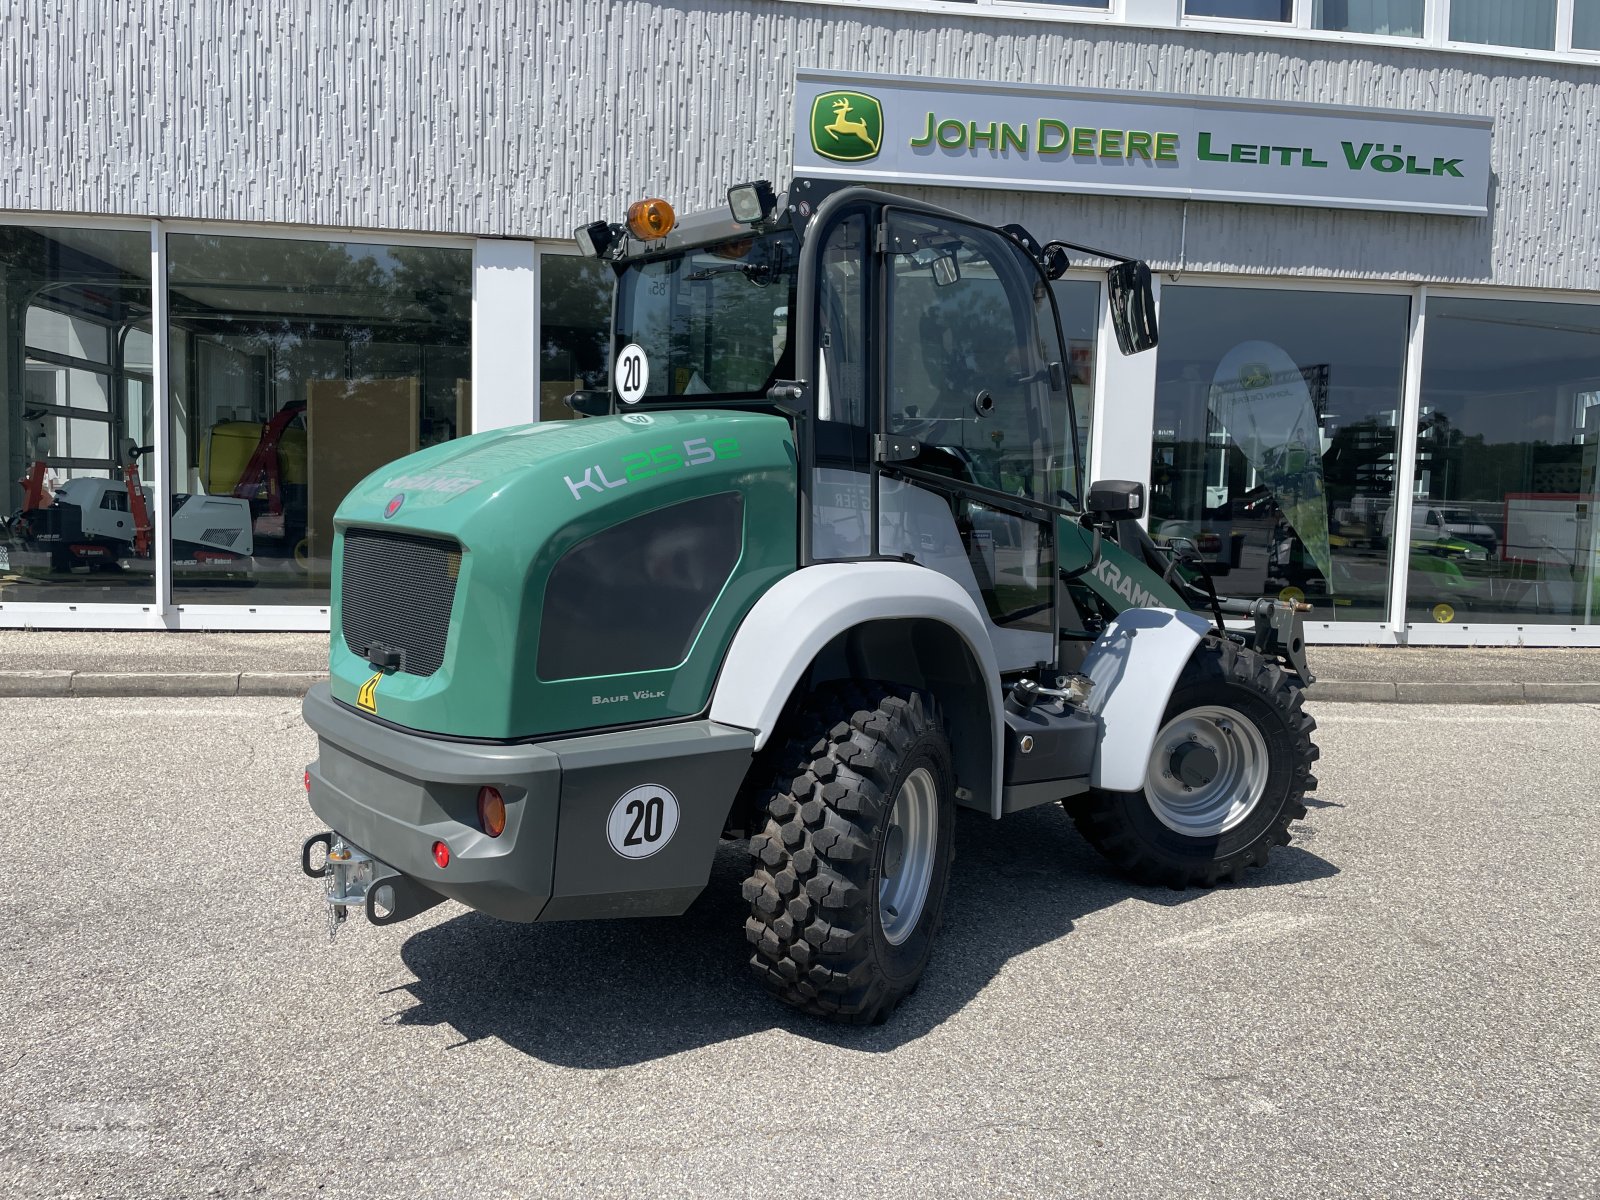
[300, 178, 1319, 1024]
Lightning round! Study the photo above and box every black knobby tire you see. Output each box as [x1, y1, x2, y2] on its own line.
[1069, 636, 1319, 887]
[743, 683, 956, 1025]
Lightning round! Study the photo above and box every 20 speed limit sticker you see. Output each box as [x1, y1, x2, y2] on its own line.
[614, 343, 649, 405]
[606, 784, 680, 859]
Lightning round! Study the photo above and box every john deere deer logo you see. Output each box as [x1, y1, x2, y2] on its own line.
[810, 91, 883, 162]
[1239, 363, 1273, 390]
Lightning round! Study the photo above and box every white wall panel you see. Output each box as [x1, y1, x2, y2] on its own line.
[0, 2, 1596, 291]
[471, 239, 537, 431]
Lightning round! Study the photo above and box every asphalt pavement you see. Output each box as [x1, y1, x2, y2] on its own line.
[2, 697, 1595, 1198]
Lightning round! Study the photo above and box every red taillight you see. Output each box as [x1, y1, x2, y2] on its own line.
[303, 768, 311, 792]
[432, 840, 450, 869]
[478, 786, 506, 838]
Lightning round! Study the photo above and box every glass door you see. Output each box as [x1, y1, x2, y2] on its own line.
[881, 210, 1073, 670]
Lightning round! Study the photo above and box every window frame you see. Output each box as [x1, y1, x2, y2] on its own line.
[774, 0, 1600, 65]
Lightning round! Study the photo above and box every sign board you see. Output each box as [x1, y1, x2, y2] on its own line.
[793, 70, 1492, 217]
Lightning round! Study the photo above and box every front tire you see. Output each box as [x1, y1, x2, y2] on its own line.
[1069, 637, 1318, 887]
[743, 684, 956, 1025]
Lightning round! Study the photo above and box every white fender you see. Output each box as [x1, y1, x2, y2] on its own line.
[709, 561, 1006, 813]
[1081, 607, 1213, 792]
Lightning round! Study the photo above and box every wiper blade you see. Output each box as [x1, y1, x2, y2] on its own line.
[684, 263, 774, 284]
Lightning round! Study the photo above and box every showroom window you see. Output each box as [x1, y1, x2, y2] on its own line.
[1185, 0, 1292, 19]
[1450, 0, 1555, 50]
[1054, 279, 1100, 480]
[0, 226, 155, 605]
[1578, 0, 1600, 50]
[1150, 286, 1411, 623]
[164, 233, 472, 606]
[1312, 0, 1424, 36]
[539, 252, 612, 423]
[1407, 297, 1600, 629]
[833, 0, 1600, 57]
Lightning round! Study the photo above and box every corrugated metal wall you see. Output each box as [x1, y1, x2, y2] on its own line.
[2, 1, 1596, 288]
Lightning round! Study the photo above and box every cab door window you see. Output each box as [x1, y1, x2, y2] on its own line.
[809, 213, 876, 561]
[884, 213, 1072, 504]
[816, 213, 869, 431]
[883, 213, 1067, 641]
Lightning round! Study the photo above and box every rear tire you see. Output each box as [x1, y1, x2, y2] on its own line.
[1069, 637, 1318, 887]
[743, 683, 955, 1025]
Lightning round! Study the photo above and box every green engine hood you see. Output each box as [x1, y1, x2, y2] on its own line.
[328, 410, 796, 739]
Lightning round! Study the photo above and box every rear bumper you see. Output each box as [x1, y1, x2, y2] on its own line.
[302, 684, 754, 923]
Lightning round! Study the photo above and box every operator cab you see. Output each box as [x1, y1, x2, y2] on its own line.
[572, 179, 1160, 675]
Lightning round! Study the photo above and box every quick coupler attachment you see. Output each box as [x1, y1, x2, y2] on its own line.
[301, 831, 445, 941]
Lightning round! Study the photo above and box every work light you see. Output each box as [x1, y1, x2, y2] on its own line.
[727, 180, 777, 225]
[575, 220, 619, 259]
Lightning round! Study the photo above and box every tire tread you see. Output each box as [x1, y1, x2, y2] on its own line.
[1069, 636, 1318, 888]
[743, 683, 948, 1025]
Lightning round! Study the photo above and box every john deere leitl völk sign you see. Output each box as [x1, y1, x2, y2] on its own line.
[792, 70, 1491, 217]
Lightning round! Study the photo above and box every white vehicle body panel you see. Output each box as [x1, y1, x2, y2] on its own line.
[51, 479, 253, 556]
[171, 494, 254, 556]
[1081, 607, 1212, 793]
[53, 478, 139, 542]
[709, 560, 1006, 813]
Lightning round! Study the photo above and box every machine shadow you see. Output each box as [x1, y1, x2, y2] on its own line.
[391, 803, 1338, 1067]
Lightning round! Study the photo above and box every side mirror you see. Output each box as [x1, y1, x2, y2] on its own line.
[565, 390, 611, 418]
[1086, 479, 1146, 522]
[912, 245, 961, 287]
[1107, 260, 1158, 356]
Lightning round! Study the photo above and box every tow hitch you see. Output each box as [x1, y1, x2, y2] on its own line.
[301, 831, 445, 940]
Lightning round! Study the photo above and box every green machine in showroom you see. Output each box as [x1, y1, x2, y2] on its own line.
[300, 178, 1320, 1025]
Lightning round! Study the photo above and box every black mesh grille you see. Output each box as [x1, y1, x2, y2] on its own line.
[340, 529, 462, 678]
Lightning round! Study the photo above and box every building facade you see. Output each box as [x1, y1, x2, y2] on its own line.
[2, 0, 1597, 644]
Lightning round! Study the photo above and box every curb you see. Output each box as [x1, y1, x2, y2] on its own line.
[0, 671, 1598, 703]
[0, 671, 324, 698]
[1303, 680, 1600, 704]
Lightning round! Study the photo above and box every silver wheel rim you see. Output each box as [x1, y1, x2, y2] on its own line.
[878, 766, 939, 946]
[1144, 705, 1270, 837]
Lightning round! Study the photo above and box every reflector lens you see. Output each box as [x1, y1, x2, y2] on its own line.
[478, 786, 506, 838]
[626, 198, 676, 241]
[432, 840, 450, 869]
[303, 768, 310, 792]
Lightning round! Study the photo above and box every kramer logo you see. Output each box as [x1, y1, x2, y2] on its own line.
[1092, 558, 1159, 609]
[384, 493, 405, 519]
[357, 671, 382, 714]
[811, 91, 882, 162]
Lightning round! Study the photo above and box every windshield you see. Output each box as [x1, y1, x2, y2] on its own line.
[612, 232, 798, 401]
